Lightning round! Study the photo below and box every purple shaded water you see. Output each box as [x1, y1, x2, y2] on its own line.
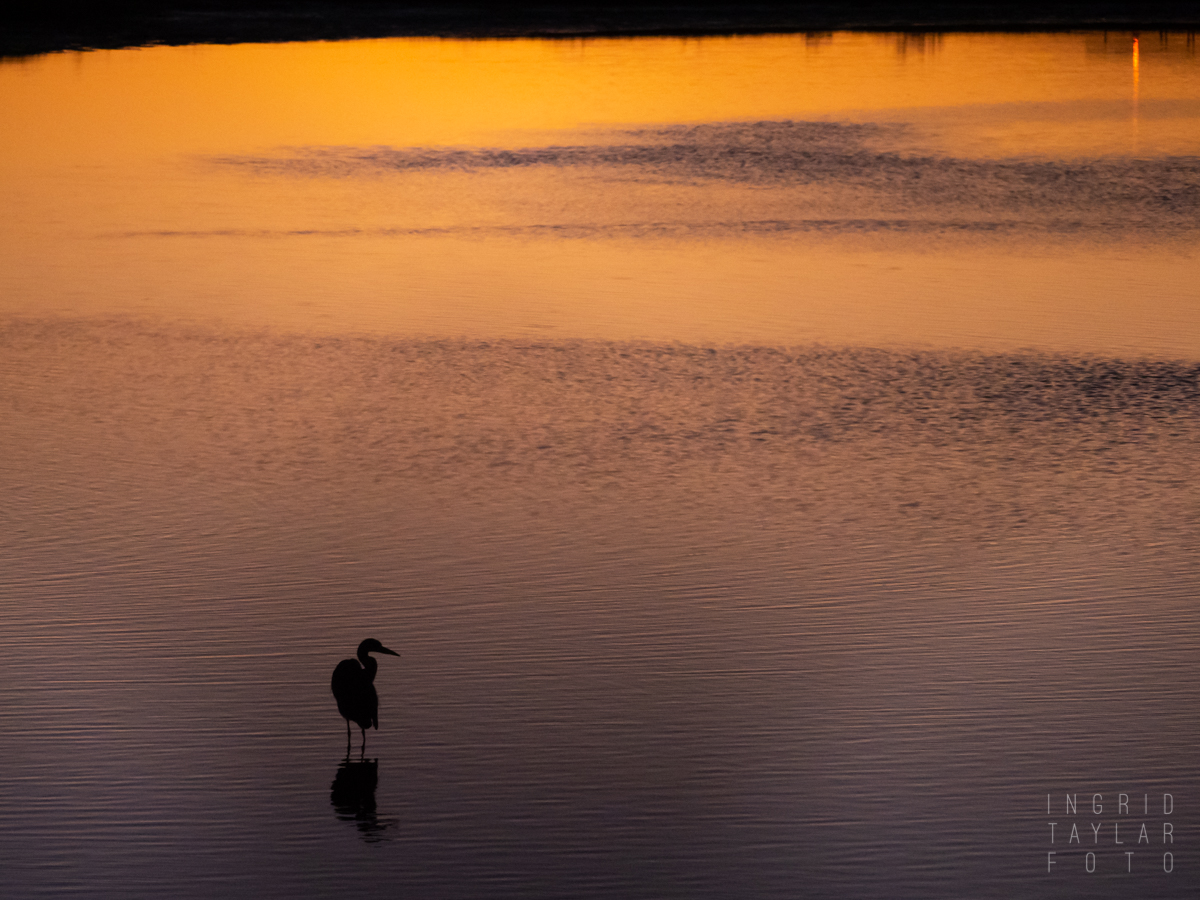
[2, 323, 1196, 898]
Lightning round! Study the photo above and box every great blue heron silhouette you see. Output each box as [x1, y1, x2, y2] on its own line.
[331, 638, 399, 752]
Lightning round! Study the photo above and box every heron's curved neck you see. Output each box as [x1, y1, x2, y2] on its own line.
[357, 649, 379, 681]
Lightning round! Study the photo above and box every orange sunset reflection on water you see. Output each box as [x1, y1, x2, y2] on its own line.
[5, 32, 1200, 900]
[1, 32, 1198, 355]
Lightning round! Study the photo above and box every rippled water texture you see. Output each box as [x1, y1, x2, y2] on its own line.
[2, 32, 1200, 352]
[1, 31, 1198, 900]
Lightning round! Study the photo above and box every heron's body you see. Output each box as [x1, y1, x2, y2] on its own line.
[331, 639, 399, 751]
[331, 657, 380, 731]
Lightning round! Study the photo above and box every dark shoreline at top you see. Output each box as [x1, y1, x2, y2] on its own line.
[4, 1, 1198, 59]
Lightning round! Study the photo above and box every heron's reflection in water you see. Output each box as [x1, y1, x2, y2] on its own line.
[330, 756, 397, 842]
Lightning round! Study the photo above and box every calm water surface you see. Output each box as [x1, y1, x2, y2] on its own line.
[1, 32, 1198, 899]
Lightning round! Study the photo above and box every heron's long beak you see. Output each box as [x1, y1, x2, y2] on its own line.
[379, 646, 400, 656]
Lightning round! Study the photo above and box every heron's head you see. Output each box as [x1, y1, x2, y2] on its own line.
[358, 638, 400, 658]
